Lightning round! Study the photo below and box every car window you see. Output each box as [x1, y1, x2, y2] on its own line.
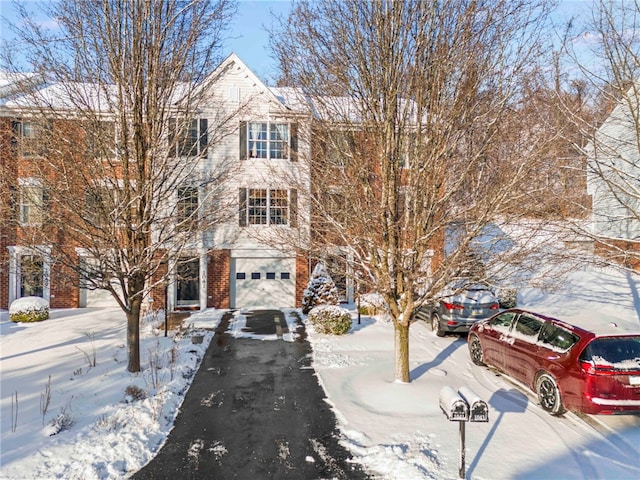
[580, 337, 640, 370]
[489, 312, 517, 331]
[539, 322, 580, 352]
[513, 314, 543, 339]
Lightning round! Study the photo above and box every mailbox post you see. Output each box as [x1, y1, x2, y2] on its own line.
[439, 386, 489, 479]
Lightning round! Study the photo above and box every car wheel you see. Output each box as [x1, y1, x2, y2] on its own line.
[468, 334, 485, 366]
[536, 373, 565, 416]
[432, 313, 445, 337]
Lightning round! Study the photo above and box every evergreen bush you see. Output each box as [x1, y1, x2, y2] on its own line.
[301, 262, 340, 314]
[308, 305, 352, 335]
[9, 296, 50, 323]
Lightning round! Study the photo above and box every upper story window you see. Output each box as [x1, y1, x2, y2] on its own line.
[168, 118, 208, 158]
[85, 121, 116, 160]
[19, 183, 47, 225]
[238, 188, 297, 227]
[176, 185, 199, 231]
[239, 121, 298, 161]
[14, 120, 49, 158]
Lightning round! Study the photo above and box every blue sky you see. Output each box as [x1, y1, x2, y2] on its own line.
[0, 0, 292, 83]
[1, 0, 595, 86]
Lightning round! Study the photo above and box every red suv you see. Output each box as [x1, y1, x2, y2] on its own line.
[468, 309, 640, 415]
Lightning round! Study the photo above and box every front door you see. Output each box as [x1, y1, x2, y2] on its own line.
[176, 258, 199, 308]
[20, 255, 44, 297]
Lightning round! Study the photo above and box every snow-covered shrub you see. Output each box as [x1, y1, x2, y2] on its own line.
[308, 305, 352, 335]
[497, 288, 517, 309]
[302, 263, 340, 314]
[9, 296, 49, 323]
[43, 411, 73, 436]
[358, 292, 387, 315]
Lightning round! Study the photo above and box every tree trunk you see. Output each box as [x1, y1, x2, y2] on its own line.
[126, 300, 142, 373]
[394, 322, 410, 383]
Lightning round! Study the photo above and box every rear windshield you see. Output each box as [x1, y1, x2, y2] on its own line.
[579, 337, 640, 370]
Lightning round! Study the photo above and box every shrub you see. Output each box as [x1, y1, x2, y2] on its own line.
[497, 288, 518, 309]
[43, 411, 73, 436]
[9, 296, 50, 323]
[302, 262, 340, 314]
[308, 305, 352, 335]
[358, 293, 387, 315]
[123, 385, 147, 403]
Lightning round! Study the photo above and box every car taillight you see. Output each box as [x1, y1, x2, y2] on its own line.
[442, 302, 464, 311]
[580, 360, 616, 375]
[490, 303, 499, 310]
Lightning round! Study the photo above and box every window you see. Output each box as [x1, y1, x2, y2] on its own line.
[280, 272, 290, 280]
[85, 121, 115, 160]
[168, 118, 208, 157]
[489, 312, 517, 331]
[514, 314, 543, 339]
[580, 337, 640, 368]
[236, 272, 246, 280]
[17, 120, 48, 157]
[239, 121, 298, 161]
[239, 188, 297, 227]
[84, 186, 113, 225]
[266, 272, 276, 280]
[20, 185, 46, 225]
[539, 323, 579, 352]
[251, 272, 261, 279]
[177, 186, 199, 230]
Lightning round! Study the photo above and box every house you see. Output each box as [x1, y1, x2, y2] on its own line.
[586, 81, 640, 270]
[0, 54, 311, 311]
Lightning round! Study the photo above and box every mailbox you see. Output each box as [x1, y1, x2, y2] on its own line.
[439, 386, 469, 421]
[458, 386, 489, 423]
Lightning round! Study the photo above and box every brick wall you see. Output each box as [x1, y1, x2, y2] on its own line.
[208, 249, 230, 309]
[295, 251, 309, 307]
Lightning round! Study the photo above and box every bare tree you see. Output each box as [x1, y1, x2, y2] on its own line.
[271, 0, 559, 382]
[559, 0, 640, 270]
[1, 0, 237, 372]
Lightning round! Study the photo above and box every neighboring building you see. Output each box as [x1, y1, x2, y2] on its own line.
[0, 54, 311, 310]
[586, 81, 640, 270]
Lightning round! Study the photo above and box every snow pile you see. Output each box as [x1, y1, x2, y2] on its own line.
[0, 308, 225, 479]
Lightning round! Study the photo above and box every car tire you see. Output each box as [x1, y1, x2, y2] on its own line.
[432, 313, 445, 337]
[468, 334, 485, 366]
[536, 373, 565, 416]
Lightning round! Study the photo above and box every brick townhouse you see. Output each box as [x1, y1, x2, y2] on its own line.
[0, 54, 313, 311]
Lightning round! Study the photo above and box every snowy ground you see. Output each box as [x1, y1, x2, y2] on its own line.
[1, 262, 639, 479]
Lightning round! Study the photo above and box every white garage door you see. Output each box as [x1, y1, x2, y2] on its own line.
[80, 284, 120, 307]
[232, 257, 296, 309]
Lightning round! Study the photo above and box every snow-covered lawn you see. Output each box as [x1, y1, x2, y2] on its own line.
[1, 262, 640, 479]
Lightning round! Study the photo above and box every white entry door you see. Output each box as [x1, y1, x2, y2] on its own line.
[232, 257, 295, 308]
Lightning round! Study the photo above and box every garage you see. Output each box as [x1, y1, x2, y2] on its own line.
[231, 255, 296, 309]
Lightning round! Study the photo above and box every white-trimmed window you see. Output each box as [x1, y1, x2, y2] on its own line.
[15, 120, 49, 158]
[19, 181, 46, 225]
[177, 185, 199, 231]
[239, 121, 298, 161]
[239, 188, 297, 227]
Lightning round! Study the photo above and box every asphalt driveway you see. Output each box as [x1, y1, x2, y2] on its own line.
[132, 309, 371, 480]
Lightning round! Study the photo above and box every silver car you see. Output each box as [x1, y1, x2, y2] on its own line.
[417, 284, 500, 336]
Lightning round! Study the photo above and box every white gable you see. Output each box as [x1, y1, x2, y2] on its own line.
[587, 81, 640, 241]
